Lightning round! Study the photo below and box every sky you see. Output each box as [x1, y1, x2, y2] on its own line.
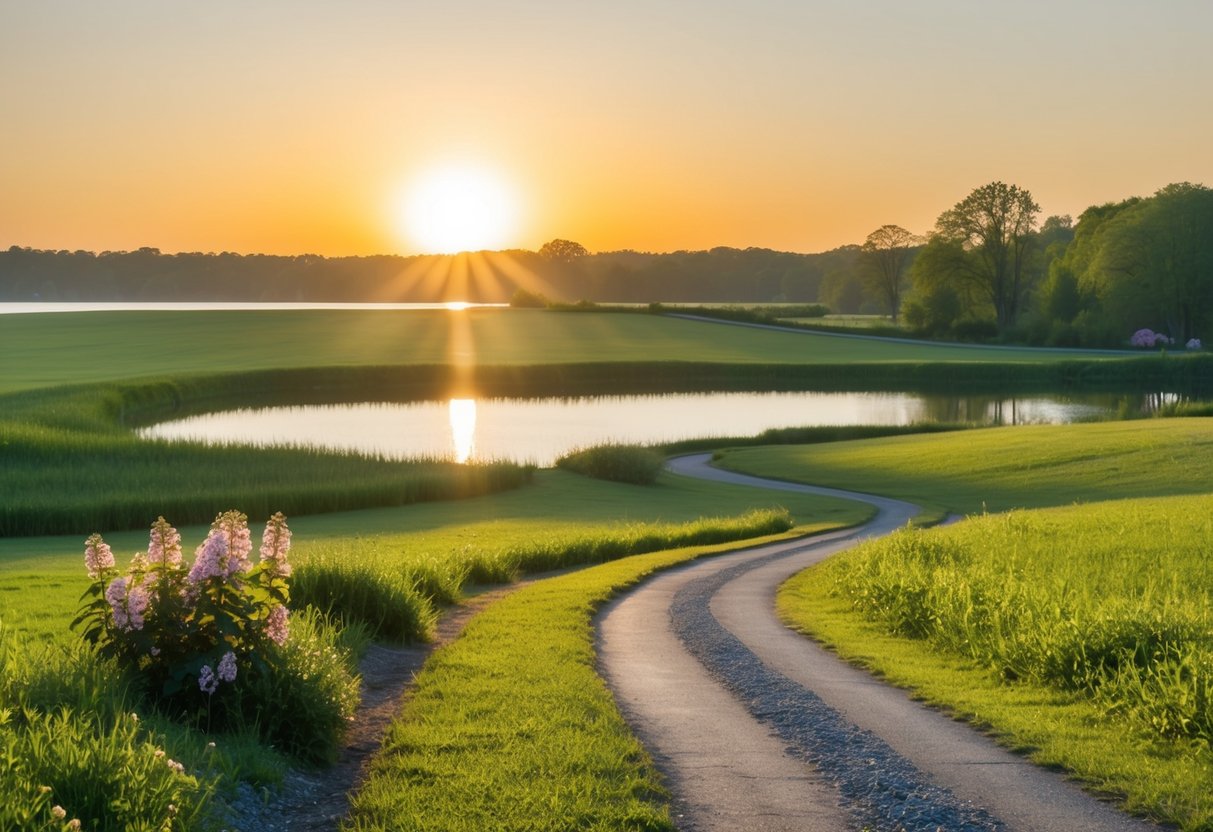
[2, 1, 1211, 257]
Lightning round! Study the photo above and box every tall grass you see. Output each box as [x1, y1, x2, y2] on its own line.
[0, 376, 533, 536]
[820, 497, 1213, 745]
[556, 443, 666, 484]
[293, 508, 794, 642]
[0, 630, 215, 830]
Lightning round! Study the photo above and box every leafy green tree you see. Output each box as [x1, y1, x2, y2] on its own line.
[1090, 183, 1213, 343]
[931, 181, 1041, 329]
[859, 224, 920, 323]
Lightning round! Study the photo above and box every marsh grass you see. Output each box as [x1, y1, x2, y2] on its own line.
[0, 378, 533, 536]
[556, 443, 666, 484]
[781, 496, 1213, 828]
[0, 630, 215, 830]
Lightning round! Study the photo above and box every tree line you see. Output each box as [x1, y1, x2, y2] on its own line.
[0, 243, 863, 309]
[3, 180, 1209, 347]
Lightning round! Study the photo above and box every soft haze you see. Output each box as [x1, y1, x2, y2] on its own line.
[3, 1, 1211, 256]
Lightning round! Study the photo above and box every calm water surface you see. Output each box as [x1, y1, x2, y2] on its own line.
[138, 391, 1112, 467]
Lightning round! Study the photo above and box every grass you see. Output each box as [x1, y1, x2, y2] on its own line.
[780, 497, 1213, 830]
[714, 417, 1213, 522]
[0, 465, 861, 830]
[710, 419, 1213, 827]
[0, 307, 1152, 395]
[346, 532, 824, 832]
[0, 468, 869, 645]
[556, 443, 666, 484]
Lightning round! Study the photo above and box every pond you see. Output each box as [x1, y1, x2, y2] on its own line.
[137, 390, 1129, 467]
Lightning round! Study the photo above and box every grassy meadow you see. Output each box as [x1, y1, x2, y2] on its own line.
[0, 307, 1154, 394]
[715, 418, 1213, 522]
[4, 305, 1212, 829]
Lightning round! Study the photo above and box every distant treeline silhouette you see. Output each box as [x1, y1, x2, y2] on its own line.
[0, 244, 872, 310]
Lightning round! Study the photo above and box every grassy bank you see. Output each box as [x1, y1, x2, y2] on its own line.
[715, 418, 1213, 520]
[781, 498, 1213, 829]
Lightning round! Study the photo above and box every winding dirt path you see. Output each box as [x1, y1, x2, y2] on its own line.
[596, 453, 1158, 831]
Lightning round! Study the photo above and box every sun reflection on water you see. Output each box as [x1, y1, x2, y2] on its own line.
[448, 398, 477, 462]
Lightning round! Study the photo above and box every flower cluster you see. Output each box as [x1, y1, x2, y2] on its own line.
[1130, 328, 1174, 348]
[1187, 337, 1202, 350]
[74, 510, 293, 708]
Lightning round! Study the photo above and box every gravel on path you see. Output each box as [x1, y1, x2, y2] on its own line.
[598, 453, 1161, 831]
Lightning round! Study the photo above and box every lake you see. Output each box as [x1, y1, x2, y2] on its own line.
[137, 390, 1123, 466]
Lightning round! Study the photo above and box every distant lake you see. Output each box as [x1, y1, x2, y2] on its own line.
[138, 391, 1120, 467]
[0, 302, 507, 314]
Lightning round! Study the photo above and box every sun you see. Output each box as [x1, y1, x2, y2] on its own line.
[399, 165, 520, 254]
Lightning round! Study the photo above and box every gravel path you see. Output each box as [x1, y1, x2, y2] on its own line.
[597, 454, 1159, 831]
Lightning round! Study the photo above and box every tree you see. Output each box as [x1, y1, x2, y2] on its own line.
[1091, 183, 1213, 342]
[538, 239, 589, 263]
[933, 181, 1040, 329]
[859, 224, 920, 323]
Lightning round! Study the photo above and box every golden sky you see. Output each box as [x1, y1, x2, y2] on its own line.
[3, 1, 1211, 256]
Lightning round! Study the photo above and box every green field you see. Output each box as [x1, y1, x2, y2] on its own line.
[715, 418, 1213, 521]
[0, 308, 1133, 394]
[3, 306, 1208, 830]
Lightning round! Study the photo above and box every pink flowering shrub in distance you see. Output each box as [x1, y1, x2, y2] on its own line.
[1130, 328, 1175, 348]
[74, 511, 293, 713]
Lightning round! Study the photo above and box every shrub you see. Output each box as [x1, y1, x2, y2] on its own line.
[227, 608, 363, 764]
[556, 444, 666, 485]
[72, 511, 360, 762]
[74, 512, 294, 711]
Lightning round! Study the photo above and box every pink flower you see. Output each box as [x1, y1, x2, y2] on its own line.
[265, 604, 290, 647]
[106, 576, 130, 630]
[213, 510, 253, 576]
[187, 533, 227, 585]
[198, 664, 217, 695]
[147, 516, 183, 567]
[259, 512, 292, 577]
[217, 651, 238, 683]
[105, 575, 150, 632]
[84, 533, 115, 579]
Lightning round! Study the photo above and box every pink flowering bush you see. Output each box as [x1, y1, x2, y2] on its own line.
[1129, 328, 1174, 348]
[74, 512, 293, 717]
[73, 510, 358, 763]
